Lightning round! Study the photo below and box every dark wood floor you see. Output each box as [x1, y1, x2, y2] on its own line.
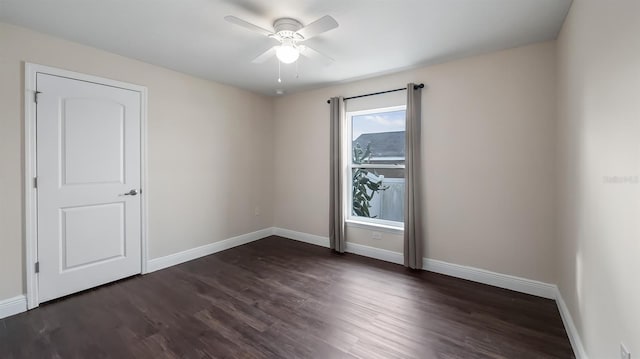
[0, 236, 573, 359]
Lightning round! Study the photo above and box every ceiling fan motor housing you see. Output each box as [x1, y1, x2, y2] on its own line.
[273, 18, 304, 40]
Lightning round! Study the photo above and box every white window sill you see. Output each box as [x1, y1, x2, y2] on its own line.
[345, 219, 404, 235]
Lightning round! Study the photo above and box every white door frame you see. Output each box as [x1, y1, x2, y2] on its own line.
[24, 63, 149, 309]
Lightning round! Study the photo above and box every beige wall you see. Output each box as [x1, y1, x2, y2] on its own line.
[557, 0, 640, 357]
[273, 41, 558, 283]
[0, 22, 274, 300]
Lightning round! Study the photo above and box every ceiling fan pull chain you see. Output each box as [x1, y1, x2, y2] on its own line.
[277, 60, 282, 83]
[296, 59, 299, 79]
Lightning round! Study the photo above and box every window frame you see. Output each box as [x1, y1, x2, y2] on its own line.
[345, 105, 406, 231]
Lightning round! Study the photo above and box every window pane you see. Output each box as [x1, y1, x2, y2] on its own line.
[351, 168, 404, 223]
[352, 110, 405, 166]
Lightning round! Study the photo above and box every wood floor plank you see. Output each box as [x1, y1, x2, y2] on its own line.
[0, 236, 574, 358]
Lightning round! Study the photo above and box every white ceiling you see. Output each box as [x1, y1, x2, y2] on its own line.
[0, 0, 571, 95]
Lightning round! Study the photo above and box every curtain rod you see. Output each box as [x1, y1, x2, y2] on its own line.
[326, 83, 424, 104]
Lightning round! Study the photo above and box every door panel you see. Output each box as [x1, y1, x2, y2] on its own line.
[62, 98, 125, 185]
[61, 203, 125, 271]
[37, 73, 142, 303]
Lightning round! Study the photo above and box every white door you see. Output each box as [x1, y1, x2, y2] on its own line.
[36, 73, 142, 303]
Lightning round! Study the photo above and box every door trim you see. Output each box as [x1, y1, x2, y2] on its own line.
[24, 63, 149, 309]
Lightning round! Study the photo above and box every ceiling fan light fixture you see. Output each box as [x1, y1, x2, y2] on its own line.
[276, 44, 300, 64]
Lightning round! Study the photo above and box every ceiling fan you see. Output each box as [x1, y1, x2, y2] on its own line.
[224, 15, 338, 65]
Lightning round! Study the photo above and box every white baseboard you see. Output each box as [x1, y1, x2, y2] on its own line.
[271, 227, 556, 299]
[272, 227, 330, 248]
[345, 242, 404, 265]
[147, 227, 274, 272]
[271, 228, 404, 267]
[0, 295, 27, 319]
[422, 258, 557, 299]
[555, 287, 588, 359]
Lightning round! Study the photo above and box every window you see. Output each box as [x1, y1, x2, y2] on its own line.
[346, 106, 406, 229]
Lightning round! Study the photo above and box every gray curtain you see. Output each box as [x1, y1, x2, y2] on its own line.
[404, 84, 423, 269]
[329, 97, 346, 253]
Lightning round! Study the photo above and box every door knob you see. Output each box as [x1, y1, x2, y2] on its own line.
[123, 189, 138, 196]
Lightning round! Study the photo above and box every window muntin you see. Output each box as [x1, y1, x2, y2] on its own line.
[347, 106, 406, 228]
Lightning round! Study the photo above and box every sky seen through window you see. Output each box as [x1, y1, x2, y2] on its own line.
[352, 110, 405, 141]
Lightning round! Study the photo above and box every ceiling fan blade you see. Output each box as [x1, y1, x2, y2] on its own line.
[299, 45, 334, 65]
[224, 15, 274, 37]
[297, 15, 338, 40]
[251, 46, 278, 63]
